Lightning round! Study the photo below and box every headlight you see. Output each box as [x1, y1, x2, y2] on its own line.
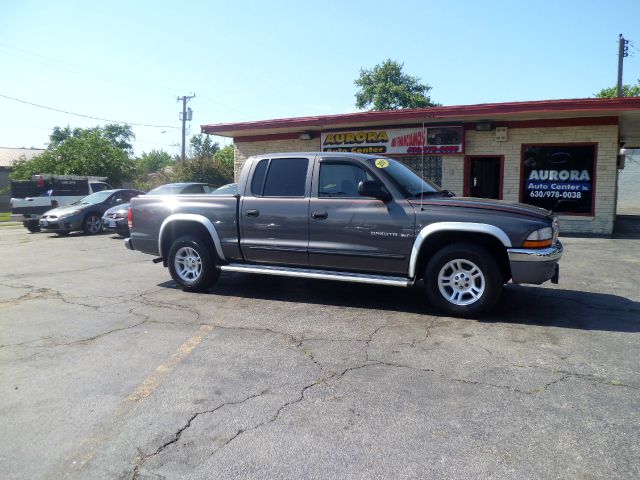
[523, 226, 553, 248]
[58, 210, 80, 220]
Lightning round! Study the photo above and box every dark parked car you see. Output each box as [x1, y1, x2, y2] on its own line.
[40, 189, 144, 236]
[102, 202, 136, 236]
[146, 183, 212, 195]
[105, 184, 217, 237]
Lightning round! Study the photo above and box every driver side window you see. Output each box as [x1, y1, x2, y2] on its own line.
[318, 163, 374, 197]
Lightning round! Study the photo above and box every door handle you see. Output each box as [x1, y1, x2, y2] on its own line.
[311, 210, 328, 220]
[246, 209, 259, 217]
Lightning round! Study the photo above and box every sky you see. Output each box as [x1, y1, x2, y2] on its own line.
[1, 0, 639, 157]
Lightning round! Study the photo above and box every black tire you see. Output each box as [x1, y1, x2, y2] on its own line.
[26, 224, 40, 233]
[167, 235, 220, 292]
[424, 242, 502, 317]
[82, 213, 102, 235]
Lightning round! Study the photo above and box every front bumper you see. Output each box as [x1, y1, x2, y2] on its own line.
[39, 217, 82, 232]
[102, 217, 128, 233]
[507, 241, 563, 285]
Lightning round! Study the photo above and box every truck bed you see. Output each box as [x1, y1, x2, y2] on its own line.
[129, 194, 240, 259]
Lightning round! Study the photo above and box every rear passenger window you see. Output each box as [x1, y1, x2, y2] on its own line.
[252, 158, 309, 197]
[251, 159, 269, 195]
[264, 159, 308, 197]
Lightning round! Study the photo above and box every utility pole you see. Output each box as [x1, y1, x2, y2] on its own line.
[177, 94, 195, 161]
[617, 34, 629, 98]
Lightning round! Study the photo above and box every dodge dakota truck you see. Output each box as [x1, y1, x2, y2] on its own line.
[125, 152, 562, 317]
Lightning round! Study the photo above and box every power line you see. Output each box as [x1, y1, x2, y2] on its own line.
[197, 94, 256, 120]
[0, 120, 54, 131]
[0, 93, 179, 129]
[0, 42, 182, 96]
[0, 42, 254, 120]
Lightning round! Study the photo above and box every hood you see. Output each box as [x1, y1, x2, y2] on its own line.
[44, 204, 86, 216]
[410, 196, 550, 219]
[104, 203, 129, 215]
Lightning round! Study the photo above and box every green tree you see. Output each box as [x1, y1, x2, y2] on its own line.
[189, 134, 220, 158]
[11, 124, 135, 186]
[130, 149, 175, 190]
[354, 59, 438, 110]
[595, 80, 640, 98]
[173, 144, 234, 187]
[135, 149, 174, 176]
[213, 145, 234, 180]
[49, 124, 135, 152]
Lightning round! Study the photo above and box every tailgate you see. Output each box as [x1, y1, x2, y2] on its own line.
[11, 197, 52, 216]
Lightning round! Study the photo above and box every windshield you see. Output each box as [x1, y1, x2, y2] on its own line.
[76, 190, 113, 205]
[367, 158, 441, 197]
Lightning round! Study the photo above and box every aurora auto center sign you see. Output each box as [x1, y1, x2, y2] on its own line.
[321, 126, 464, 155]
[522, 145, 596, 214]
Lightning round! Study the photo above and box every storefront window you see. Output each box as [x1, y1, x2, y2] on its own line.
[521, 144, 596, 215]
[390, 155, 442, 186]
[426, 127, 462, 147]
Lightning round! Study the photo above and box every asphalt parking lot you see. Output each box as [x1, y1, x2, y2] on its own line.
[1, 225, 639, 479]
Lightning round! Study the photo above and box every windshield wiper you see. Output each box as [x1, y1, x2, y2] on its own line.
[412, 190, 455, 198]
[411, 191, 442, 198]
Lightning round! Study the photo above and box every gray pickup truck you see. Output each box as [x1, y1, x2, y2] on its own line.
[125, 152, 562, 317]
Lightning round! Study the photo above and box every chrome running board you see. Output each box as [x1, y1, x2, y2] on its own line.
[220, 263, 413, 287]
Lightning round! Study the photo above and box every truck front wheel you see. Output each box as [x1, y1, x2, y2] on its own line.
[424, 242, 502, 317]
[167, 235, 219, 292]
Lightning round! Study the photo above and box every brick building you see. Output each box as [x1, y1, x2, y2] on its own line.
[202, 98, 640, 236]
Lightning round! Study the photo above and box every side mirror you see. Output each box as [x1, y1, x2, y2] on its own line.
[358, 180, 391, 201]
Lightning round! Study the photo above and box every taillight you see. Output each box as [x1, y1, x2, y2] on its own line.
[51, 200, 59, 208]
[127, 207, 133, 229]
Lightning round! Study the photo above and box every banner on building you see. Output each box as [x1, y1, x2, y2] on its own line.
[521, 145, 596, 214]
[321, 126, 464, 155]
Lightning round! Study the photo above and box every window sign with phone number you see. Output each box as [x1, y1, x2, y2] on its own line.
[521, 145, 595, 214]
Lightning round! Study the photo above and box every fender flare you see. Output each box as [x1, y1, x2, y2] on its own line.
[158, 214, 226, 262]
[408, 222, 511, 278]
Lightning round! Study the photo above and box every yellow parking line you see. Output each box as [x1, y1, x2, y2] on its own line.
[59, 323, 215, 478]
[127, 324, 215, 403]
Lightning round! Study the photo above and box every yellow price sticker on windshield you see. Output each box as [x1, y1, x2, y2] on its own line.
[375, 158, 389, 169]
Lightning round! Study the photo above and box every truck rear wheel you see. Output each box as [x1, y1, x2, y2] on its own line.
[424, 242, 502, 317]
[167, 235, 219, 292]
[25, 223, 40, 233]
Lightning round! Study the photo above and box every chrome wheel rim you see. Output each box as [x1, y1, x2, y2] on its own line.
[87, 216, 101, 233]
[437, 259, 485, 306]
[174, 247, 203, 283]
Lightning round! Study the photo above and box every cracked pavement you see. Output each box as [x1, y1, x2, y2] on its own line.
[0, 226, 639, 479]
